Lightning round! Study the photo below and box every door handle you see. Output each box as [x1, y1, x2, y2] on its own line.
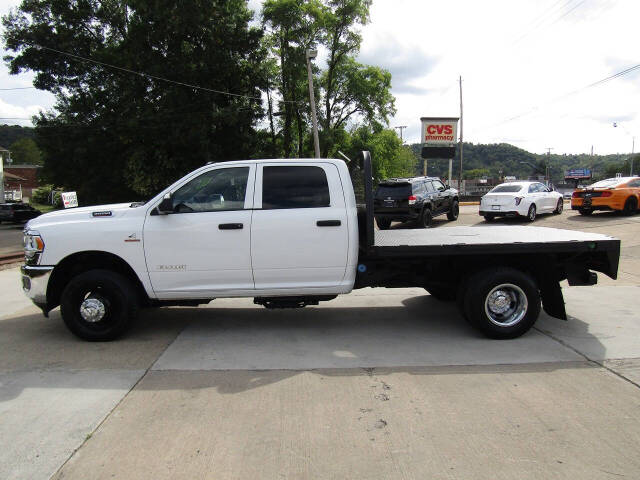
[317, 220, 341, 227]
[219, 223, 243, 230]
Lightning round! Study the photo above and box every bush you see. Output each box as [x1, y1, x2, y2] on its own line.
[32, 184, 63, 207]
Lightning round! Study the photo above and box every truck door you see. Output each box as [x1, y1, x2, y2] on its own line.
[143, 164, 256, 298]
[251, 163, 348, 289]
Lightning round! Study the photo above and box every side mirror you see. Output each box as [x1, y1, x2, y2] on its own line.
[156, 194, 174, 214]
[445, 184, 450, 190]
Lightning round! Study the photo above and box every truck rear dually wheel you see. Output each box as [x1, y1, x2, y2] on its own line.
[462, 267, 540, 339]
[60, 269, 138, 341]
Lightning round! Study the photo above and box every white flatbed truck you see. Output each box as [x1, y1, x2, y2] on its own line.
[21, 152, 619, 340]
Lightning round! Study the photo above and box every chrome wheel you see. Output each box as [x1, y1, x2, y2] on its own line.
[484, 283, 528, 327]
[79, 296, 107, 323]
[527, 204, 536, 222]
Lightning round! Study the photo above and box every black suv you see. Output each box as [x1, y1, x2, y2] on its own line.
[0, 203, 42, 223]
[374, 177, 459, 229]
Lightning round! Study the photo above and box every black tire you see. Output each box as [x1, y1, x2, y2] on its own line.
[447, 200, 459, 221]
[483, 214, 494, 222]
[462, 267, 541, 339]
[60, 269, 138, 341]
[425, 286, 456, 301]
[376, 218, 391, 230]
[579, 208, 592, 216]
[526, 204, 536, 222]
[553, 198, 563, 214]
[622, 197, 638, 216]
[419, 208, 433, 228]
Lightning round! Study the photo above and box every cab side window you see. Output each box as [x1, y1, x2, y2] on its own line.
[262, 166, 330, 209]
[171, 167, 249, 213]
[528, 184, 538, 193]
[628, 180, 640, 187]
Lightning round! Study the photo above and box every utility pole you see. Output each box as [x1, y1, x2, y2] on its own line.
[458, 76, 464, 194]
[631, 136, 635, 176]
[394, 125, 407, 143]
[306, 49, 321, 159]
[545, 147, 553, 185]
[0, 150, 6, 203]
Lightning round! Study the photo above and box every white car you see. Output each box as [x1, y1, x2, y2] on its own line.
[479, 181, 564, 222]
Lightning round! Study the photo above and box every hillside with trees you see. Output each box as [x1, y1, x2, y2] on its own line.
[409, 142, 636, 182]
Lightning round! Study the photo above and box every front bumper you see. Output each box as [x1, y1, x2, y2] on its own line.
[21, 265, 54, 312]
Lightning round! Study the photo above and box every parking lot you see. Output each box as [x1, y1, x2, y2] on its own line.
[1, 204, 639, 479]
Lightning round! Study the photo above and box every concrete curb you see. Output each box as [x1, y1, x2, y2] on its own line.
[460, 201, 479, 206]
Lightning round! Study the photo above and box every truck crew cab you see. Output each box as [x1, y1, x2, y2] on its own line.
[21, 153, 620, 341]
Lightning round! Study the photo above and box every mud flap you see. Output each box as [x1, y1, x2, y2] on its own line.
[540, 281, 567, 320]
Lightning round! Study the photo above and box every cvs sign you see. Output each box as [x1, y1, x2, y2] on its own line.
[420, 117, 459, 146]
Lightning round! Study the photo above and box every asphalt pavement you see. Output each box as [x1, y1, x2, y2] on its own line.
[1, 205, 639, 479]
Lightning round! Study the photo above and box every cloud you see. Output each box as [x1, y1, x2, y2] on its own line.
[358, 35, 439, 95]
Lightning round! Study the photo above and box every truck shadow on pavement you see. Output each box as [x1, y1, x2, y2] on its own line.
[0, 294, 607, 399]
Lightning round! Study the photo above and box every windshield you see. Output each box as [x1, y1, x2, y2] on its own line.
[490, 184, 523, 193]
[587, 178, 625, 189]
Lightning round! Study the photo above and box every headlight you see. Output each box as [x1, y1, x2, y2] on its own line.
[23, 230, 45, 265]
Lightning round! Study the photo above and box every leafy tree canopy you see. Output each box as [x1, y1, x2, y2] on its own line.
[9, 137, 42, 165]
[3, 0, 266, 203]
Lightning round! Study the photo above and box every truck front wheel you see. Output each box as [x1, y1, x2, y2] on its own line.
[462, 267, 540, 339]
[60, 269, 138, 341]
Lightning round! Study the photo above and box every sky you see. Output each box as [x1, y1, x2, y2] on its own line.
[1, 0, 639, 155]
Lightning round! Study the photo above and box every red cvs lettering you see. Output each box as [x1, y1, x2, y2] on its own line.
[426, 124, 453, 135]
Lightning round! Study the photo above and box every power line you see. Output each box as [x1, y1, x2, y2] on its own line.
[24, 42, 302, 104]
[548, 0, 587, 26]
[0, 87, 36, 91]
[510, 0, 578, 48]
[475, 63, 640, 132]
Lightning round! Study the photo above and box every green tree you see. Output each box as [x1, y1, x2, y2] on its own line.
[463, 168, 490, 180]
[262, 0, 322, 158]
[346, 124, 416, 181]
[318, 0, 394, 156]
[8, 137, 42, 165]
[3, 0, 266, 204]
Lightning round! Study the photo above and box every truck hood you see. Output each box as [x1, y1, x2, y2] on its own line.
[26, 202, 141, 229]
